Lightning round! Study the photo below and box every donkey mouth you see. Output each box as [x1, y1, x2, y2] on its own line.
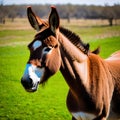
[26, 81, 39, 92]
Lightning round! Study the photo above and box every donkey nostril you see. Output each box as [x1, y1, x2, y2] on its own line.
[29, 78, 33, 84]
[21, 78, 33, 89]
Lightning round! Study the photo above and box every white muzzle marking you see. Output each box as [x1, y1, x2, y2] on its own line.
[22, 64, 44, 90]
[72, 112, 96, 120]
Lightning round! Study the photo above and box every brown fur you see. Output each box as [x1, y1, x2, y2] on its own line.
[22, 6, 120, 120]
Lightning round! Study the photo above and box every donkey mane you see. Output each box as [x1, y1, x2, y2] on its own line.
[60, 27, 89, 54]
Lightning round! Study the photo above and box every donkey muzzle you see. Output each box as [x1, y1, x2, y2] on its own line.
[21, 64, 44, 92]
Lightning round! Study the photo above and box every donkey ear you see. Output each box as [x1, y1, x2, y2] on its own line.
[49, 6, 60, 34]
[27, 6, 43, 31]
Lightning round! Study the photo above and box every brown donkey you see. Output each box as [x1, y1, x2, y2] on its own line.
[21, 6, 120, 120]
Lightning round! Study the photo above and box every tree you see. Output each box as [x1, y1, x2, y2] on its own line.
[101, 6, 115, 26]
[0, 0, 6, 24]
[0, 4, 120, 26]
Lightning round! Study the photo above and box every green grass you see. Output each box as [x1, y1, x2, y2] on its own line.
[0, 45, 70, 120]
[66, 25, 120, 42]
[0, 30, 35, 46]
[90, 36, 120, 58]
[0, 25, 120, 120]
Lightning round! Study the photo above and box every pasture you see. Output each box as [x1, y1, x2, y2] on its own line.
[0, 18, 120, 120]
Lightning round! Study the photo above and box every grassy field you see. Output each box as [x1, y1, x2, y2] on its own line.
[0, 18, 120, 120]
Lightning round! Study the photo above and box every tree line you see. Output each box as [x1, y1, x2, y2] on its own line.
[0, 4, 120, 26]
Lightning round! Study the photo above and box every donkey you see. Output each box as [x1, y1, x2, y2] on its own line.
[21, 6, 120, 120]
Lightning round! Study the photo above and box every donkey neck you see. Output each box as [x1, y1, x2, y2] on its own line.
[58, 33, 89, 93]
[59, 33, 87, 63]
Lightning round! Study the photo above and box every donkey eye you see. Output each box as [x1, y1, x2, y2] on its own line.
[42, 47, 52, 55]
[44, 47, 51, 52]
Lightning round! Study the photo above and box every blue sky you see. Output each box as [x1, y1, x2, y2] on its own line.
[2, 0, 120, 6]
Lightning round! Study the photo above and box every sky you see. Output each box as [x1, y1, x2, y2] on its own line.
[2, 0, 120, 6]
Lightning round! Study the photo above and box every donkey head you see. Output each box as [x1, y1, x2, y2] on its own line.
[21, 6, 61, 92]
